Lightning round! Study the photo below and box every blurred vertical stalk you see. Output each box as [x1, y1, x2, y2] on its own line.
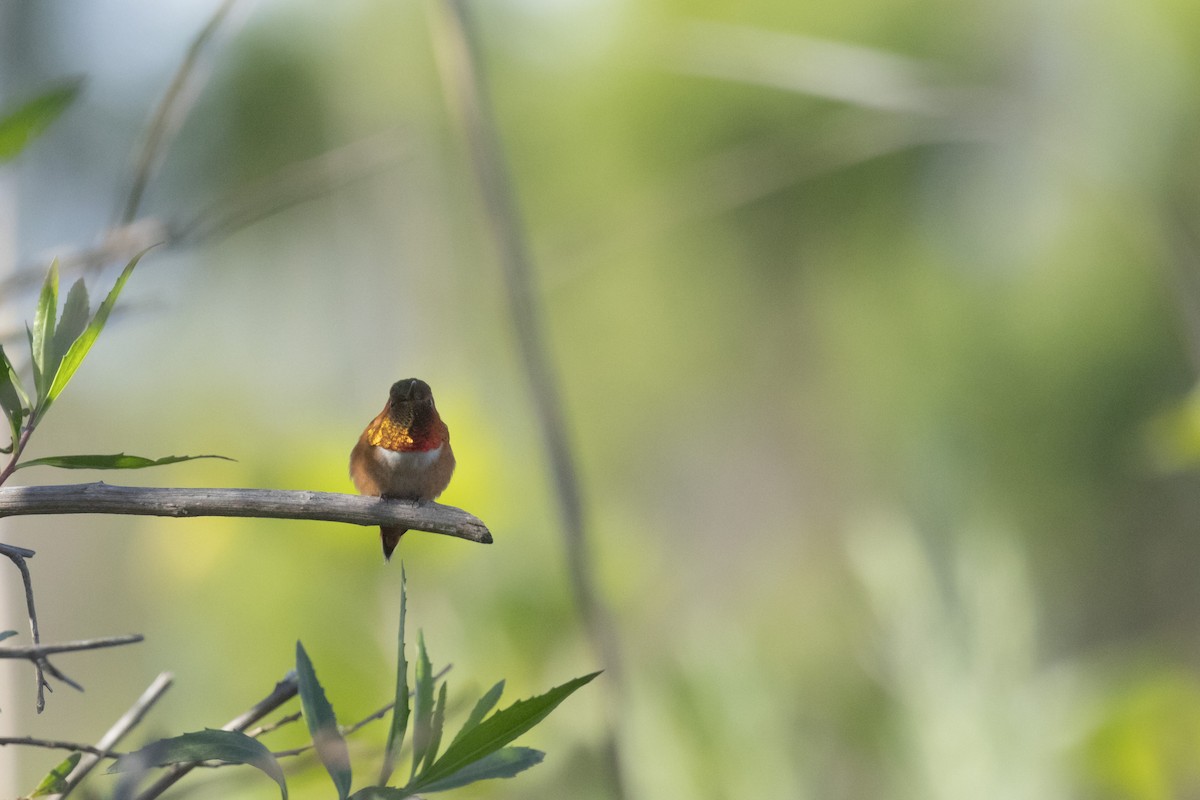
[426, 2, 630, 798]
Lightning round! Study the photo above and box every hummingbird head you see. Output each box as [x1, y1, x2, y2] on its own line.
[387, 378, 436, 427]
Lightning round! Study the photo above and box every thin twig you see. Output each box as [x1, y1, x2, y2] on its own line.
[0, 483, 492, 544]
[0, 633, 144, 658]
[55, 672, 175, 799]
[0, 219, 169, 301]
[244, 710, 301, 738]
[173, 131, 410, 245]
[117, 0, 246, 226]
[134, 672, 299, 800]
[0, 541, 53, 711]
[0, 736, 123, 758]
[2, 129, 409, 302]
[427, 2, 628, 798]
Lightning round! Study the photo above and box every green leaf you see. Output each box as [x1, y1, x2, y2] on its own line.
[379, 565, 410, 786]
[409, 631, 435, 780]
[28, 751, 81, 797]
[420, 680, 449, 775]
[108, 730, 286, 799]
[448, 680, 505, 750]
[0, 79, 83, 162]
[48, 249, 147, 403]
[410, 671, 601, 791]
[416, 747, 544, 794]
[296, 642, 352, 800]
[31, 260, 59, 402]
[347, 788, 412, 800]
[15, 452, 234, 471]
[53, 278, 89, 362]
[0, 345, 27, 445]
[24, 325, 38, 405]
[0, 630, 16, 642]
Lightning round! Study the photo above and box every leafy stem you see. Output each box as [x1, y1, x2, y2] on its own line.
[0, 420, 36, 487]
[0, 252, 225, 490]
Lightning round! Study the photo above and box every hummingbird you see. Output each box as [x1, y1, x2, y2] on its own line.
[350, 378, 456, 560]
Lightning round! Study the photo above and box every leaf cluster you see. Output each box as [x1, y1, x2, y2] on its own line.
[103, 570, 598, 798]
[0, 258, 227, 478]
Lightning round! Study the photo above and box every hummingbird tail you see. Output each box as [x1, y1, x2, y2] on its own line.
[381, 526, 407, 561]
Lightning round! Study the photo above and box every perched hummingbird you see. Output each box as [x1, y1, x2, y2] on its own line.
[350, 378, 456, 560]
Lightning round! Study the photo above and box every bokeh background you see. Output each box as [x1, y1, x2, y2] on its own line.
[4, 0, 1200, 797]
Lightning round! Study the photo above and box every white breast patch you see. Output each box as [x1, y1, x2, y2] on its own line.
[375, 444, 443, 470]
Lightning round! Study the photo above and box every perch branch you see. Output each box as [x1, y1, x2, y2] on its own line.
[0, 483, 492, 544]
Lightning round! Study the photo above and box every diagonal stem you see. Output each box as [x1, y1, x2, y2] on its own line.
[116, 0, 245, 226]
[57, 672, 175, 798]
[133, 672, 299, 800]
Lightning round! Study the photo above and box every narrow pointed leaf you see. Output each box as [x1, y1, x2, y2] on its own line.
[448, 680, 505, 749]
[412, 671, 600, 790]
[296, 642, 352, 800]
[415, 747, 544, 794]
[25, 325, 40, 406]
[409, 631, 435, 780]
[0, 345, 28, 444]
[48, 249, 147, 402]
[0, 630, 16, 641]
[31, 261, 58, 401]
[379, 566, 410, 786]
[15, 452, 234, 471]
[108, 730, 286, 799]
[347, 789, 411, 800]
[0, 79, 83, 162]
[53, 278, 89, 360]
[420, 680, 448, 775]
[29, 751, 81, 797]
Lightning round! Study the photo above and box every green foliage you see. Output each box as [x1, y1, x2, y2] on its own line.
[296, 641, 353, 800]
[375, 573, 597, 797]
[378, 567, 410, 786]
[405, 670, 600, 794]
[0, 79, 82, 162]
[109, 730, 287, 799]
[0, 630, 16, 642]
[414, 747, 545, 794]
[24, 752, 80, 798]
[45, 251, 142, 406]
[0, 254, 230, 481]
[409, 631, 436, 780]
[105, 577, 596, 798]
[0, 345, 29, 449]
[14, 453, 233, 471]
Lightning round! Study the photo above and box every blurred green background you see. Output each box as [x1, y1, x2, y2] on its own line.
[4, 0, 1200, 797]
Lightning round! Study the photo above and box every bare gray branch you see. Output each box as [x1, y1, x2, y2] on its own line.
[0, 634, 144, 659]
[0, 482, 492, 544]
